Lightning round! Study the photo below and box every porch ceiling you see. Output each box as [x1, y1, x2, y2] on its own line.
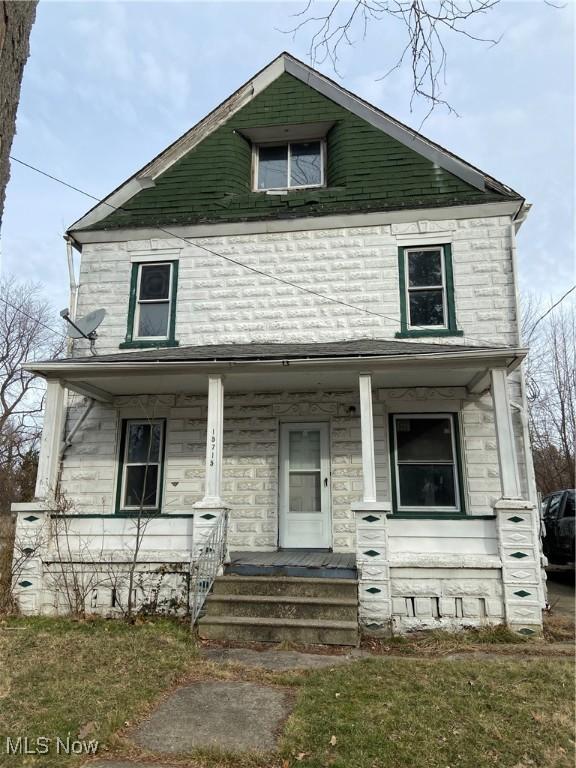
[26, 339, 526, 402]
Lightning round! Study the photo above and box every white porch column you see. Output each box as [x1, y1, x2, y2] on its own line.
[195, 375, 225, 508]
[490, 368, 521, 499]
[491, 368, 543, 635]
[352, 373, 392, 635]
[35, 380, 66, 499]
[358, 373, 377, 504]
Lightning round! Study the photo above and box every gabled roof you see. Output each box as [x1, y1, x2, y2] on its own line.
[69, 52, 523, 235]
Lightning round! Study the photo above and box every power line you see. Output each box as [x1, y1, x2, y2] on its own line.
[11, 155, 413, 324]
[528, 285, 575, 339]
[10, 154, 527, 348]
[0, 295, 67, 339]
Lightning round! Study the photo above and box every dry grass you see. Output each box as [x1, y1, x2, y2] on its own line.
[543, 611, 576, 643]
[0, 617, 574, 768]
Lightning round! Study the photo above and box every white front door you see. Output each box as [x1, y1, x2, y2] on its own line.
[279, 422, 331, 549]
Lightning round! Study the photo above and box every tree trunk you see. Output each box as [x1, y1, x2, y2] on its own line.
[0, 0, 38, 230]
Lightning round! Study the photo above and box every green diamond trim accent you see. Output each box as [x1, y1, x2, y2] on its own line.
[24, 515, 39, 522]
[362, 515, 379, 523]
[514, 590, 531, 598]
[510, 551, 528, 558]
[363, 549, 380, 557]
[366, 587, 382, 594]
[518, 627, 536, 636]
[200, 513, 216, 520]
[19, 580, 32, 588]
[508, 516, 524, 523]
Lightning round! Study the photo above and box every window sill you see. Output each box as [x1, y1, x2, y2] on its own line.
[395, 329, 464, 339]
[389, 513, 494, 520]
[50, 512, 195, 519]
[119, 340, 180, 350]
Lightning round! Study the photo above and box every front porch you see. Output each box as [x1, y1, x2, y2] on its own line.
[227, 550, 357, 578]
[15, 339, 545, 636]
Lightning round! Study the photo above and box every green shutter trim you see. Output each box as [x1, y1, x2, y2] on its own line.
[389, 412, 466, 517]
[80, 73, 518, 233]
[396, 243, 462, 338]
[121, 261, 179, 349]
[123, 263, 139, 345]
[115, 418, 167, 515]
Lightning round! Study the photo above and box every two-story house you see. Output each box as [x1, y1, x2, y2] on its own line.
[12, 53, 544, 643]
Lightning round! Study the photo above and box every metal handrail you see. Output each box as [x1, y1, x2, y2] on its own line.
[190, 510, 229, 625]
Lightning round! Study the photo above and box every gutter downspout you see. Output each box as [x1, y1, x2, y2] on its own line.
[59, 398, 95, 459]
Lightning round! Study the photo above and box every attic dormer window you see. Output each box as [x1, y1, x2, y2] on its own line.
[255, 140, 324, 191]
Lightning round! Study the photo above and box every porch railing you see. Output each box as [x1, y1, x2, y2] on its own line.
[190, 510, 229, 625]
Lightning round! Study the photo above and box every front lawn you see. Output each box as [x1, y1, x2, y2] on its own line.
[0, 617, 573, 768]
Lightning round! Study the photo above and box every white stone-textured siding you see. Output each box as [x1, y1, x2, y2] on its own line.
[72, 216, 518, 356]
[60, 386, 519, 551]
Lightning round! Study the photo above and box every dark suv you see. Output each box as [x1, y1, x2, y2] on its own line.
[541, 490, 575, 566]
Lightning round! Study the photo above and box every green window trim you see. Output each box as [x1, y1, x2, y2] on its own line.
[395, 243, 462, 338]
[115, 418, 167, 515]
[389, 412, 467, 517]
[123, 260, 179, 347]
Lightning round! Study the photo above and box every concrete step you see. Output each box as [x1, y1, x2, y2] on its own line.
[198, 615, 359, 646]
[225, 563, 357, 579]
[205, 593, 358, 621]
[212, 575, 358, 599]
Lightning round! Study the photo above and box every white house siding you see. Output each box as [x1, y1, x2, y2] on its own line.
[68, 214, 531, 499]
[60, 386, 516, 553]
[72, 215, 518, 356]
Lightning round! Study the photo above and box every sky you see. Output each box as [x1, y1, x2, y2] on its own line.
[1, 0, 574, 321]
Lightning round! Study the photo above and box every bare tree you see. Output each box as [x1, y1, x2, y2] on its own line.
[287, 0, 504, 115]
[0, 276, 62, 474]
[523, 294, 575, 495]
[0, 276, 62, 609]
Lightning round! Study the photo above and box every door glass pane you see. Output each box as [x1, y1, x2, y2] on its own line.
[139, 264, 171, 300]
[398, 464, 455, 507]
[289, 430, 321, 470]
[138, 302, 169, 337]
[547, 495, 562, 518]
[127, 423, 161, 463]
[408, 250, 442, 287]
[409, 289, 445, 326]
[290, 142, 322, 186]
[396, 418, 453, 462]
[124, 465, 159, 507]
[563, 493, 575, 518]
[258, 145, 288, 189]
[289, 472, 321, 512]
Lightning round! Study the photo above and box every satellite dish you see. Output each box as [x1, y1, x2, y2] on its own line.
[60, 308, 106, 340]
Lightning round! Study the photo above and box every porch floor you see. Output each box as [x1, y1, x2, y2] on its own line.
[226, 550, 357, 580]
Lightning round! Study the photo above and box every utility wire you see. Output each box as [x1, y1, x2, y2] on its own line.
[527, 285, 575, 339]
[0, 294, 67, 339]
[11, 156, 405, 321]
[12, 154, 564, 349]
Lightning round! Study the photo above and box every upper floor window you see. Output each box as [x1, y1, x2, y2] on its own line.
[121, 260, 179, 349]
[396, 243, 462, 338]
[255, 140, 324, 191]
[135, 263, 173, 338]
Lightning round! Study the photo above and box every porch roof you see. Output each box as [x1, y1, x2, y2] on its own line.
[26, 338, 526, 402]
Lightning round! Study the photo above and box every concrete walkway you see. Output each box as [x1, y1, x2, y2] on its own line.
[128, 680, 292, 753]
[202, 646, 364, 670]
[87, 641, 573, 768]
